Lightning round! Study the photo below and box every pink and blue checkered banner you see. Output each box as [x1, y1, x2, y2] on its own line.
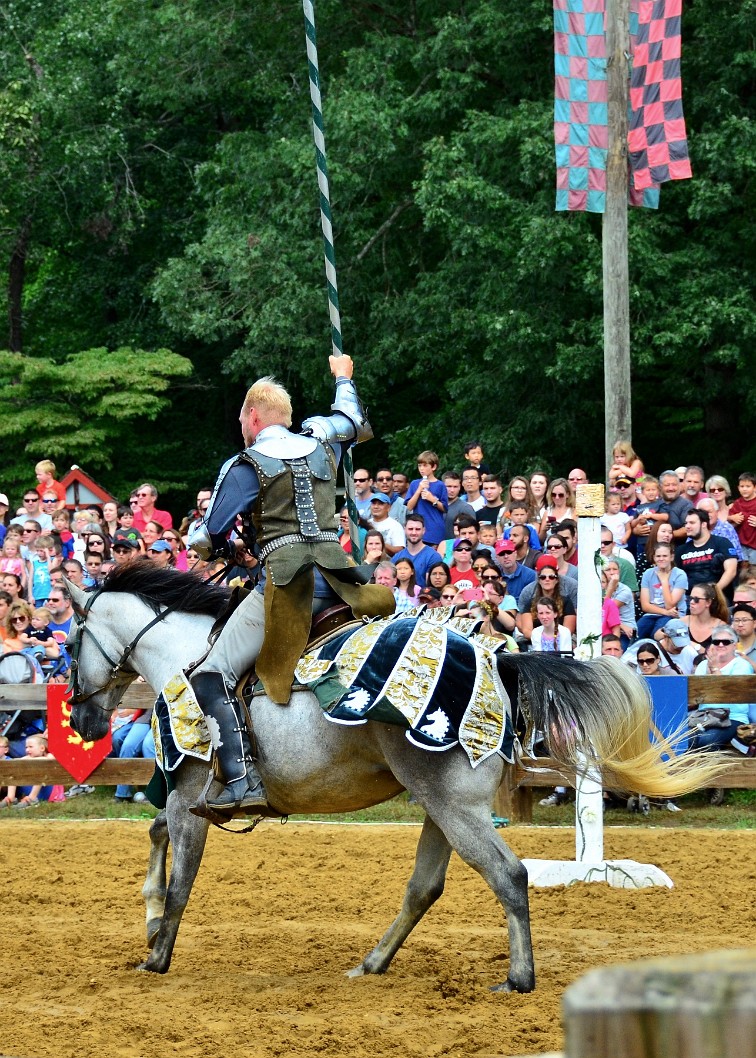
[554, 0, 688, 212]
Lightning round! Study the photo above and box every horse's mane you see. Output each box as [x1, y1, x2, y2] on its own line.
[99, 560, 231, 619]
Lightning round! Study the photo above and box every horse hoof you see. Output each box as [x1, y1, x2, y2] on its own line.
[345, 964, 366, 979]
[137, 957, 169, 974]
[146, 919, 162, 949]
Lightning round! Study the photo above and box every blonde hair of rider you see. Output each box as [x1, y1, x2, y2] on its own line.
[243, 376, 293, 428]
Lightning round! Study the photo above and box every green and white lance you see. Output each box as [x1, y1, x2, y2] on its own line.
[302, 0, 362, 561]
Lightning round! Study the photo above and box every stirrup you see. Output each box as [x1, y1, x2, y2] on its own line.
[205, 777, 268, 813]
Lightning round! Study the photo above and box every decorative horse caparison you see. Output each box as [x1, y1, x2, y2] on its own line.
[68, 564, 723, 992]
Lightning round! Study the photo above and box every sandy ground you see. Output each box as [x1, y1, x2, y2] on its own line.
[2, 821, 754, 1058]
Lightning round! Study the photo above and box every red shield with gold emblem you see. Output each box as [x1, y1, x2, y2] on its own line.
[47, 684, 112, 782]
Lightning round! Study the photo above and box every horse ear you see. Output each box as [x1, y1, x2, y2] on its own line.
[64, 578, 88, 614]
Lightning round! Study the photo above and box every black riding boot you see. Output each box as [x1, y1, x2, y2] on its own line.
[189, 671, 268, 813]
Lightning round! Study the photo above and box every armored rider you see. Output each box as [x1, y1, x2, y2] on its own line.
[188, 354, 395, 815]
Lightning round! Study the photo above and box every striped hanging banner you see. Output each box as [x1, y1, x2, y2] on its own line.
[628, 0, 692, 190]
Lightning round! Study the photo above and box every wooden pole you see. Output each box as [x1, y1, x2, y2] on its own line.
[603, 0, 632, 479]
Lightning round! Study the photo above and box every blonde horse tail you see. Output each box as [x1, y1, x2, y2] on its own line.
[497, 653, 731, 798]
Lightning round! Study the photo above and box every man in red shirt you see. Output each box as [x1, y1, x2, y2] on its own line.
[131, 483, 173, 532]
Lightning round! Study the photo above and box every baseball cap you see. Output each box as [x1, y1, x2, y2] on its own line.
[114, 528, 142, 542]
[148, 540, 171, 553]
[495, 539, 517, 554]
[453, 539, 473, 551]
[112, 538, 139, 551]
[614, 476, 634, 488]
[535, 554, 559, 572]
[0, 493, 8, 506]
[659, 620, 690, 647]
[368, 493, 390, 504]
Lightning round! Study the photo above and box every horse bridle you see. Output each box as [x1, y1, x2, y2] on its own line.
[66, 588, 175, 709]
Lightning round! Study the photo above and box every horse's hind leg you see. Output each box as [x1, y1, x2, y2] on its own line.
[435, 807, 535, 994]
[348, 814, 452, 978]
[143, 810, 169, 948]
[139, 798, 210, 974]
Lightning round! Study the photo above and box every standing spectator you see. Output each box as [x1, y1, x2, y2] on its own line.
[529, 471, 550, 518]
[26, 534, 55, 605]
[530, 597, 573, 652]
[441, 471, 474, 537]
[12, 493, 52, 531]
[476, 475, 505, 534]
[691, 627, 754, 750]
[131, 483, 173, 533]
[732, 603, 756, 670]
[111, 538, 140, 566]
[657, 470, 694, 541]
[391, 472, 410, 503]
[394, 557, 421, 609]
[373, 468, 406, 525]
[145, 540, 174, 568]
[366, 494, 405, 556]
[728, 471, 756, 563]
[448, 539, 480, 591]
[102, 501, 119, 539]
[351, 469, 375, 519]
[554, 519, 579, 567]
[509, 523, 541, 570]
[141, 520, 166, 549]
[705, 474, 733, 527]
[0, 535, 27, 593]
[461, 467, 485, 512]
[675, 509, 738, 600]
[392, 515, 440, 588]
[162, 528, 189, 569]
[504, 476, 538, 522]
[682, 466, 708, 507]
[404, 452, 448, 546]
[602, 490, 632, 546]
[538, 478, 574, 542]
[51, 508, 74, 560]
[567, 468, 589, 489]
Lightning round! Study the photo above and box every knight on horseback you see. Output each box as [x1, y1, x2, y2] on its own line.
[187, 354, 395, 815]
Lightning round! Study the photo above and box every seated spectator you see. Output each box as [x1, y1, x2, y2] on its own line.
[25, 607, 60, 662]
[697, 496, 742, 561]
[60, 558, 86, 586]
[529, 471, 550, 518]
[162, 529, 189, 570]
[542, 533, 578, 580]
[602, 558, 637, 648]
[146, 539, 175, 568]
[2, 601, 35, 653]
[374, 560, 418, 613]
[681, 582, 730, 650]
[554, 519, 578, 566]
[635, 520, 675, 580]
[637, 542, 688, 640]
[530, 597, 572, 653]
[393, 515, 440, 588]
[476, 524, 499, 556]
[599, 530, 638, 590]
[601, 633, 623, 658]
[449, 539, 480, 591]
[337, 506, 368, 557]
[493, 537, 536, 600]
[601, 571, 622, 638]
[654, 619, 705, 674]
[111, 538, 140, 566]
[141, 520, 167, 550]
[472, 553, 493, 582]
[7, 733, 57, 809]
[115, 504, 144, 549]
[727, 471, 756, 563]
[517, 556, 576, 644]
[480, 576, 518, 636]
[366, 493, 405, 556]
[83, 550, 105, 584]
[634, 641, 672, 677]
[505, 476, 538, 523]
[111, 707, 155, 804]
[500, 503, 541, 550]
[508, 523, 541, 570]
[0, 493, 8, 547]
[0, 590, 11, 642]
[439, 583, 460, 607]
[357, 530, 389, 580]
[675, 509, 738, 602]
[690, 626, 754, 750]
[2, 572, 23, 601]
[732, 603, 756, 671]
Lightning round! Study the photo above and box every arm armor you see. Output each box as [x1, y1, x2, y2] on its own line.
[301, 378, 373, 445]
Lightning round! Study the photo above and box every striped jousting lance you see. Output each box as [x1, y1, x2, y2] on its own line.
[302, 0, 362, 561]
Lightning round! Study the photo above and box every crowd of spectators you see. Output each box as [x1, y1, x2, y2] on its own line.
[2, 445, 755, 809]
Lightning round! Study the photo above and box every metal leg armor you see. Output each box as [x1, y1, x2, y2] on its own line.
[189, 671, 268, 814]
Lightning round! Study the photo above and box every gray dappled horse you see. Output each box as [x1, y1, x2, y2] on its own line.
[67, 564, 722, 992]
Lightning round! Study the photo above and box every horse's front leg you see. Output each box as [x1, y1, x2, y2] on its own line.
[143, 810, 169, 948]
[139, 795, 209, 973]
[348, 814, 453, 978]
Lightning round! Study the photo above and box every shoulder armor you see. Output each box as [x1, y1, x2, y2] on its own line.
[301, 378, 372, 445]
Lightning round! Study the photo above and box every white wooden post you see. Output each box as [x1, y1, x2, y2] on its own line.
[522, 485, 673, 889]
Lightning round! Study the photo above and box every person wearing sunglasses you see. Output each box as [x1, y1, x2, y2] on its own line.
[635, 642, 667, 676]
[537, 478, 574, 544]
[131, 483, 174, 534]
[517, 555, 576, 644]
[542, 534, 578, 582]
[691, 626, 753, 751]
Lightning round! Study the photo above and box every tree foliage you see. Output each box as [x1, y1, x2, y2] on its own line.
[1, 0, 755, 507]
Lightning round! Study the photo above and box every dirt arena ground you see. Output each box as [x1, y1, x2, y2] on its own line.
[3, 821, 754, 1058]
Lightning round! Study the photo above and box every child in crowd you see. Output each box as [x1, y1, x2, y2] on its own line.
[0, 734, 10, 805]
[728, 472, 756, 564]
[115, 504, 143, 547]
[27, 534, 56, 605]
[394, 558, 421, 610]
[0, 535, 27, 591]
[2, 733, 57, 809]
[602, 490, 632, 546]
[463, 441, 490, 474]
[404, 451, 449, 546]
[477, 524, 499, 553]
[26, 607, 60, 662]
[51, 508, 75, 560]
[84, 551, 105, 585]
[501, 503, 541, 548]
